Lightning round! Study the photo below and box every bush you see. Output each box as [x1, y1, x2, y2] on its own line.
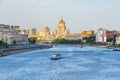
[83, 36, 96, 44]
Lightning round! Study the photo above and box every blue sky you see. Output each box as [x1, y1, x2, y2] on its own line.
[0, 0, 120, 32]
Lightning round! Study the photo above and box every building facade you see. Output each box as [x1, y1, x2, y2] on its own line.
[37, 26, 51, 41]
[112, 30, 119, 35]
[0, 24, 28, 45]
[41, 26, 50, 35]
[53, 18, 70, 38]
[113, 34, 120, 45]
[0, 24, 9, 32]
[96, 28, 107, 43]
[0, 24, 21, 33]
[81, 30, 94, 38]
[65, 33, 82, 40]
[20, 29, 28, 35]
[106, 30, 113, 39]
[0, 31, 28, 45]
[14, 26, 20, 34]
[116, 36, 120, 45]
[28, 28, 37, 38]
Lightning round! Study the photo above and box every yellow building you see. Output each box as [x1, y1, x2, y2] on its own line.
[53, 29, 57, 35]
[81, 30, 94, 38]
[41, 26, 50, 35]
[53, 18, 70, 38]
[38, 26, 51, 41]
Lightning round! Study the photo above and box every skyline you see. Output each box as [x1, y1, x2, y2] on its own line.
[0, 0, 120, 32]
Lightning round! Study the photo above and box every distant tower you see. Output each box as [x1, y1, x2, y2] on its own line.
[57, 18, 69, 37]
[9, 25, 15, 32]
[29, 28, 37, 35]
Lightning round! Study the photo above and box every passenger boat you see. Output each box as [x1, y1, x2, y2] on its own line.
[113, 47, 120, 51]
[50, 53, 61, 60]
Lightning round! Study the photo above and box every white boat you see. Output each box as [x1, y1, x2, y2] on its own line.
[113, 47, 120, 51]
[50, 53, 61, 60]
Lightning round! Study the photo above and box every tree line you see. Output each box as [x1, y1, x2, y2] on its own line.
[51, 38, 82, 44]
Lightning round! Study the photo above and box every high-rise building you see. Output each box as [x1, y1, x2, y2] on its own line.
[29, 28, 37, 35]
[53, 18, 70, 38]
[28, 28, 37, 38]
[96, 28, 107, 43]
[9, 25, 15, 32]
[0, 24, 9, 32]
[0, 24, 21, 33]
[57, 18, 66, 36]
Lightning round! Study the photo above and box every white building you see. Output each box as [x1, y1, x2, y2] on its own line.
[0, 24, 28, 45]
[0, 24, 9, 32]
[96, 28, 107, 43]
[0, 31, 28, 45]
[0, 24, 19, 33]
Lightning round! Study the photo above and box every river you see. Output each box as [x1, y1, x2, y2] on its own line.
[0, 45, 120, 80]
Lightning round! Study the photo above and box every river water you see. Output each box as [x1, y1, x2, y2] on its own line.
[0, 45, 120, 80]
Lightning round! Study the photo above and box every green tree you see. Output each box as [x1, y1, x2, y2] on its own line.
[0, 40, 8, 48]
[28, 37, 37, 44]
[52, 38, 82, 44]
[13, 40, 16, 45]
[83, 36, 96, 44]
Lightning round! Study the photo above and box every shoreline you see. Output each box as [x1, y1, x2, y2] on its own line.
[0, 44, 53, 57]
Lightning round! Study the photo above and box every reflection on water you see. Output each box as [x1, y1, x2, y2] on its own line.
[0, 45, 120, 80]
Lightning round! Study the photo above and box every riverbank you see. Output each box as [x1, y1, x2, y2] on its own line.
[0, 44, 53, 57]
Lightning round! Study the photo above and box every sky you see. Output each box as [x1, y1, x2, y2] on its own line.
[0, 0, 120, 33]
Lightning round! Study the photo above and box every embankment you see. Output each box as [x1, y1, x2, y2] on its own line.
[0, 44, 53, 57]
